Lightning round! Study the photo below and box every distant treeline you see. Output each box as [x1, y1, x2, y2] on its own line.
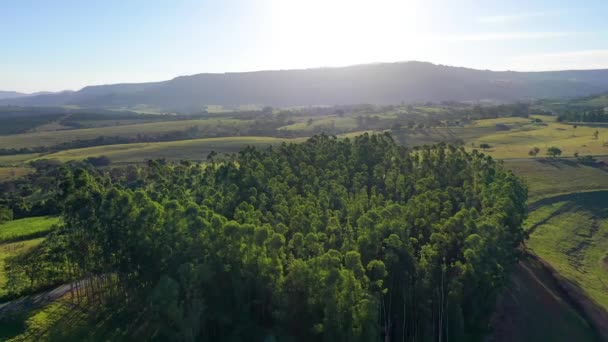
[470, 103, 530, 119]
[0, 113, 66, 135]
[557, 108, 608, 122]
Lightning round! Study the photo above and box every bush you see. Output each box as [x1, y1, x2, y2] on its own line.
[547, 146, 562, 157]
[0, 206, 13, 224]
[83, 156, 111, 167]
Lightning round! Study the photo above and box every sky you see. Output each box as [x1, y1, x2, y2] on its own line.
[2, 0, 608, 93]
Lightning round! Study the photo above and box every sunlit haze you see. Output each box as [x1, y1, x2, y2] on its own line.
[2, 0, 608, 92]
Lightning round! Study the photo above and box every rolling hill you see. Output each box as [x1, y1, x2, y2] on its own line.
[0, 91, 61, 101]
[0, 91, 27, 100]
[3, 62, 608, 111]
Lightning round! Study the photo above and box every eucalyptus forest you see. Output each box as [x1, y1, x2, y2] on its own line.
[3, 133, 527, 341]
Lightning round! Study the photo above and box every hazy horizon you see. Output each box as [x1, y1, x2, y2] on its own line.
[3, 0, 608, 93]
[7, 59, 608, 95]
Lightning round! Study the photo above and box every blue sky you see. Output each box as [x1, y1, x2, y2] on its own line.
[2, 0, 608, 92]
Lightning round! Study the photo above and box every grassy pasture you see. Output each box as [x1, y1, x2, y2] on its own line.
[525, 191, 608, 310]
[0, 114, 66, 136]
[391, 126, 498, 147]
[64, 119, 164, 129]
[504, 159, 608, 202]
[0, 154, 42, 167]
[391, 118, 538, 148]
[0, 119, 249, 148]
[111, 104, 167, 114]
[279, 116, 358, 132]
[0, 290, 114, 341]
[0, 217, 60, 243]
[0, 238, 44, 297]
[469, 120, 608, 159]
[29, 121, 72, 133]
[0, 167, 32, 182]
[470, 116, 535, 127]
[37, 136, 305, 163]
[413, 106, 447, 114]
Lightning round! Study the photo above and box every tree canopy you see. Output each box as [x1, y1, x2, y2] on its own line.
[547, 147, 562, 158]
[8, 133, 527, 341]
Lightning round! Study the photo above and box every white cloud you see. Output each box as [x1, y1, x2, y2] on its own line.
[506, 50, 608, 71]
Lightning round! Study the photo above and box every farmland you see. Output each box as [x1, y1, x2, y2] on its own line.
[0, 100, 607, 341]
[468, 117, 608, 159]
[0, 238, 44, 297]
[0, 155, 41, 167]
[36, 136, 305, 163]
[504, 159, 608, 202]
[0, 217, 60, 243]
[525, 191, 608, 310]
[0, 118, 249, 148]
[278, 116, 358, 132]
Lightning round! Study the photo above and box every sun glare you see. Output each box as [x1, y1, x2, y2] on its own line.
[269, 0, 428, 67]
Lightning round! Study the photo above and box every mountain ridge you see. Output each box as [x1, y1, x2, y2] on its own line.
[0, 91, 28, 100]
[3, 61, 608, 111]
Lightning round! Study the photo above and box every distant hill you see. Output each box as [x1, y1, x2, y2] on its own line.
[0, 90, 60, 101]
[0, 91, 28, 100]
[3, 62, 608, 111]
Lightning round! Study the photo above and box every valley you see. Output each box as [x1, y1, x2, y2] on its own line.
[1, 78, 608, 342]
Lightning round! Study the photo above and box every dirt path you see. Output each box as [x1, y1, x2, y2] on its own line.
[0, 283, 76, 318]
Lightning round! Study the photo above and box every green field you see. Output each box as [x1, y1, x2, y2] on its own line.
[0, 238, 44, 297]
[394, 115, 608, 160]
[36, 136, 305, 163]
[279, 116, 358, 131]
[0, 217, 60, 243]
[0, 290, 107, 341]
[391, 117, 541, 149]
[504, 159, 608, 202]
[468, 117, 608, 159]
[0, 118, 249, 148]
[0, 154, 41, 167]
[525, 191, 608, 310]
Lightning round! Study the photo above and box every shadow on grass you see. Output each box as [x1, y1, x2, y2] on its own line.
[0, 312, 27, 341]
[528, 190, 608, 213]
[527, 252, 608, 341]
[536, 158, 581, 169]
[526, 201, 577, 235]
[487, 254, 603, 342]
